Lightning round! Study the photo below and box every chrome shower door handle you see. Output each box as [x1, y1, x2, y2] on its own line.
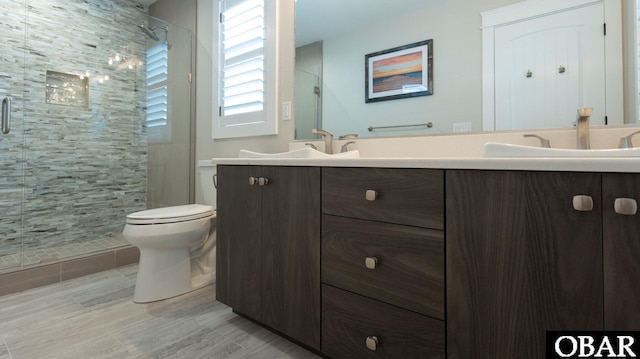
[2, 96, 11, 135]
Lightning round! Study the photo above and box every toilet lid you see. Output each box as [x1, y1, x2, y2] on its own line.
[126, 204, 215, 225]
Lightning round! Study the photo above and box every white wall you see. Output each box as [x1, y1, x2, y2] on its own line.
[321, 0, 521, 137]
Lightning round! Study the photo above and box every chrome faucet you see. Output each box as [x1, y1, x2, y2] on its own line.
[338, 133, 357, 153]
[576, 108, 593, 149]
[341, 141, 356, 153]
[311, 128, 333, 154]
[523, 134, 551, 148]
[619, 130, 640, 148]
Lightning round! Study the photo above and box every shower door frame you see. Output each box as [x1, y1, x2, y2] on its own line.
[0, 0, 26, 272]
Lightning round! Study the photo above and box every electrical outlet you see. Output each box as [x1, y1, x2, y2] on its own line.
[453, 122, 472, 133]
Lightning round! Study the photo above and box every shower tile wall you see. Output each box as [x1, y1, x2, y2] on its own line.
[0, 0, 148, 265]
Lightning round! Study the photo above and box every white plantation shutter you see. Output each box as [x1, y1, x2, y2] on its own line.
[215, 0, 278, 139]
[146, 43, 168, 128]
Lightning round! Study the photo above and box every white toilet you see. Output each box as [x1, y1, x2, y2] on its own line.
[123, 163, 218, 303]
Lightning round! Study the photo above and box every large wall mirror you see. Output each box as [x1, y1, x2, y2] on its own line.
[294, 0, 640, 140]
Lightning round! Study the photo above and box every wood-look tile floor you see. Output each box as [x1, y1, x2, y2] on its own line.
[0, 265, 322, 359]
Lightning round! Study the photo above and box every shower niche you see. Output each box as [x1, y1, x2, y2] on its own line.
[45, 70, 89, 108]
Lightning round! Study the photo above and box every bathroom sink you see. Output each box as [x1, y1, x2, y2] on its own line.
[483, 142, 640, 158]
[238, 148, 360, 159]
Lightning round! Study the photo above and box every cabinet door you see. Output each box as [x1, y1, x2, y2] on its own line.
[603, 173, 640, 330]
[260, 166, 321, 349]
[446, 170, 603, 359]
[216, 165, 262, 319]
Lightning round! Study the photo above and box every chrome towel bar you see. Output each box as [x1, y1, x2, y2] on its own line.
[368, 122, 432, 132]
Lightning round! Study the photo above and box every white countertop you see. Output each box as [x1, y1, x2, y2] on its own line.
[205, 157, 640, 173]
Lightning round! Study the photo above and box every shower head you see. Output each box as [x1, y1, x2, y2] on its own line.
[139, 24, 160, 41]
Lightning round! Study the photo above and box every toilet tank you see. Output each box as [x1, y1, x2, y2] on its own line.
[197, 160, 217, 209]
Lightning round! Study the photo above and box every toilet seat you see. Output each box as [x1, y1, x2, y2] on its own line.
[126, 204, 215, 225]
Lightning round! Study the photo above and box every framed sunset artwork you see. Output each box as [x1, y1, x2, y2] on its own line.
[365, 39, 433, 103]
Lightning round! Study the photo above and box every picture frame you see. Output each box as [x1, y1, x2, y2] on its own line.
[365, 39, 433, 103]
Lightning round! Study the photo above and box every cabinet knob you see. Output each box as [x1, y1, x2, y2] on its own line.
[365, 336, 379, 351]
[249, 177, 269, 186]
[572, 195, 593, 211]
[365, 257, 378, 269]
[365, 190, 379, 201]
[614, 198, 638, 216]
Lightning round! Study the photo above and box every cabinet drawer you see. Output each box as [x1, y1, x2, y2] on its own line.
[322, 168, 444, 229]
[322, 215, 444, 319]
[322, 285, 445, 359]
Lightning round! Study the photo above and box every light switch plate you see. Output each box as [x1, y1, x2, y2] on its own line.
[282, 101, 292, 121]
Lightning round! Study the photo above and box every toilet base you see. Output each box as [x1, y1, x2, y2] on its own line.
[122, 207, 216, 304]
[133, 248, 213, 303]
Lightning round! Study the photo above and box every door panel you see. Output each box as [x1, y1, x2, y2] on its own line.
[447, 170, 603, 358]
[216, 165, 262, 318]
[603, 173, 640, 330]
[261, 166, 321, 349]
[494, 3, 605, 130]
[0, 0, 25, 270]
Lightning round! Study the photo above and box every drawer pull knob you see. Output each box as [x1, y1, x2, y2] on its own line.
[614, 198, 638, 216]
[365, 190, 378, 201]
[572, 195, 593, 211]
[249, 177, 258, 186]
[366, 336, 379, 351]
[258, 177, 269, 186]
[365, 257, 378, 269]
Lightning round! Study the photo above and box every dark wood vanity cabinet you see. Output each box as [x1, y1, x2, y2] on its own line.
[215, 164, 639, 358]
[216, 165, 321, 350]
[321, 167, 445, 358]
[603, 173, 640, 330]
[446, 170, 640, 358]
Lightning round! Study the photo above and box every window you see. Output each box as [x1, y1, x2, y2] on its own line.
[215, 0, 278, 139]
[146, 42, 170, 143]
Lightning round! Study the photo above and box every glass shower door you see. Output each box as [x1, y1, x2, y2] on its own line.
[294, 69, 321, 139]
[0, 0, 25, 271]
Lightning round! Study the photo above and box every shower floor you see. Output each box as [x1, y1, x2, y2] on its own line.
[0, 236, 129, 270]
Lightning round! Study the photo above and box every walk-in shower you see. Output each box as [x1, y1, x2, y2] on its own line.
[0, 0, 193, 278]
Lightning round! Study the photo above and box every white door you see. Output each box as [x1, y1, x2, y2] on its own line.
[494, 3, 606, 131]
